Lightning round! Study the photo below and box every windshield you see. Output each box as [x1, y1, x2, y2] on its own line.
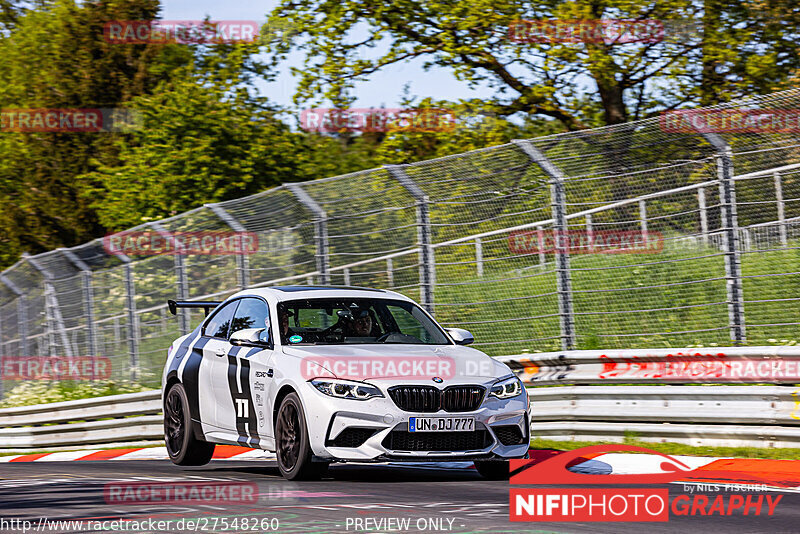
[276, 298, 451, 345]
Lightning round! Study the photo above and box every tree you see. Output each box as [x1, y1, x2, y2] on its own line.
[0, 0, 178, 267]
[264, 0, 800, 129]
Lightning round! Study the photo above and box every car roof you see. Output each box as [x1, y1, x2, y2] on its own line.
[233, 285, 412, 303]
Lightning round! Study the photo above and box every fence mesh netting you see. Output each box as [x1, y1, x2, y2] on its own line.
[1, 89, 799, 393]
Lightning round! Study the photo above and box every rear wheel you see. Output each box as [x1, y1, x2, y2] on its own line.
[275, 392, 323, 480]
[474, 460, 510, 480]
[164, 383, 215, 466]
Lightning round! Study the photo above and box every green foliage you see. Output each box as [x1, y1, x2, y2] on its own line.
[0, 0, 175, 266]
[0, 379, 149, 408]
[265, 0, 800, 128]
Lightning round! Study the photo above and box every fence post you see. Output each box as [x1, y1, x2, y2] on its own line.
[118, 253, 139, 381]
[205, 204, 251, 289]
[151, 223, 189, 335]
[286, 185, 330, 285]
[58, 248, 98, 362]
[1, 275, 28, 357]
[386, 258, 394, 288]
[698, 187, 709, 245]
[23, 253, 73, 358]
[513, 140, 576, 350]
[475, 238, 484, 277]
[385, 165, 435, 314]
[703, 133, 746, 344]
[774, 172, 787, 247]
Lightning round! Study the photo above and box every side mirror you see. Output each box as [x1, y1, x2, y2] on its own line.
[230, 328, 271, 348]
[446, 328, 474, 346]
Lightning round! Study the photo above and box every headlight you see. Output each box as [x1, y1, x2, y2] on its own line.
[310, 379, 384, 400]
[489, 376, 524, 399]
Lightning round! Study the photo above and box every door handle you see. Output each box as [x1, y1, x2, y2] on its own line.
[267, 369, 273, 378]
[215, 348, 226, 357]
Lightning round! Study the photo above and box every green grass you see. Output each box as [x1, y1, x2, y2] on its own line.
[531, 438, 800, 460]
[434, 237, 800, 355]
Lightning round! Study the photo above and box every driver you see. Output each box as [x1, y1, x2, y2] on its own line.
[351, 309, 373, 337]
[279, 309, 295, 339]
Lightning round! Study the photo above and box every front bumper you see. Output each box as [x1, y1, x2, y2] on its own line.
[300, 381, 530, 462]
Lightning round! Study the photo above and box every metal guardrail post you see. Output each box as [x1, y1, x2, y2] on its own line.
[698, 187, 709, 245]
[150, 223, 189, 335]
[475, 238, 483, 277]
[513, 140, 576, 350]
[205, 204, 251, 289]
[58, 249, 98, 360]
[386, 259, 394, 288]
[23, 253, 73, 358]
[774, 172, 787, 246]
[385, 165, 435, 314]
[703, 133, 746, 344]
[0, 275, 27, 357]
[117, 253, 139, 381]
[286, 185, 330, 285]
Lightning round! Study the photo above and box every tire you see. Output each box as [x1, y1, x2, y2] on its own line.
[275, 392, 321, 480]
[474, 460, 510, 480]
[164, 383, 215, 466]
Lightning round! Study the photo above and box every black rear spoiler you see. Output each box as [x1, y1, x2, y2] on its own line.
[167, 300, 222, 317]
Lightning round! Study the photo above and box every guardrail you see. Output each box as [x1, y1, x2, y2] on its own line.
[497, 346, 800, 385]
[1, 347, 799, 450]
[0, 390, 161, 448]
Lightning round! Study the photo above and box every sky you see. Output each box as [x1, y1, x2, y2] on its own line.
[160, 0, 498, 112]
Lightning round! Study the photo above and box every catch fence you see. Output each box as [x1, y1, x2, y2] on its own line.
[1, 90, 799, 394]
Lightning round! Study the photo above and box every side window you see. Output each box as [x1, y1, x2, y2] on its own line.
[231, 298, 270, 336]
[204, 301, 238, 339]
[386, 305, 430, 342]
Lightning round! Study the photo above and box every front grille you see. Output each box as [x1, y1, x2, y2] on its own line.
[382, 429, 492, 451]
[493, 425, 526, 445]
[388, 385, 485, 413]
[388, 386, 440, 412]
[327, 427, 375, 448]
[442, 386, 485, 412]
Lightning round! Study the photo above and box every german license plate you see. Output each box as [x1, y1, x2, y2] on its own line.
[409, 417, 475, 432]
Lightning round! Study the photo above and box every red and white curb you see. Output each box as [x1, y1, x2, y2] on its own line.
[0, 445, 275, 463]
[4, 445, 799, 491]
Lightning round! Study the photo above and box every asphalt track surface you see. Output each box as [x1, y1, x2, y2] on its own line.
[1, 459, 799, 534]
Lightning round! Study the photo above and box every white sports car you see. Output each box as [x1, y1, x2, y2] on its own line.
[162, 286, 530, 480]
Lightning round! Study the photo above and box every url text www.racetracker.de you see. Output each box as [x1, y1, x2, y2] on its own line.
[0, 517, 281, 533]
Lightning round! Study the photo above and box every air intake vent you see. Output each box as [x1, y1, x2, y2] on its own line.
[388, 385, 485, 412]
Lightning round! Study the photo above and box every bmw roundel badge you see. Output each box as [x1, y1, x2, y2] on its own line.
[432, 377, 443, 383]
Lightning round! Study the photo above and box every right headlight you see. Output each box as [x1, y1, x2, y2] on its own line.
[310, 378, 384, 400]
[489, 375, 524, 399]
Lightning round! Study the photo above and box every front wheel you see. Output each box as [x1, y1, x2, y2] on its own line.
[164, 383, 215, 466]
[275, 392, 323, 480]
[474, 460, 510, 480]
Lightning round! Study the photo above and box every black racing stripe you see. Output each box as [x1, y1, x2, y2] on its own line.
[167, 329, 200, 376]
[238, 356, 260, 447]
[182, 336, 210, 440]
[226, 346, 249, 446]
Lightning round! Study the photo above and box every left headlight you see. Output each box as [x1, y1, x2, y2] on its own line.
[489, 375, 524, 399]
[310, 379, 384, 400]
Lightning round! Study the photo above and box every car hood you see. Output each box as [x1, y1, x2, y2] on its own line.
[281, 343, 512, 383]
